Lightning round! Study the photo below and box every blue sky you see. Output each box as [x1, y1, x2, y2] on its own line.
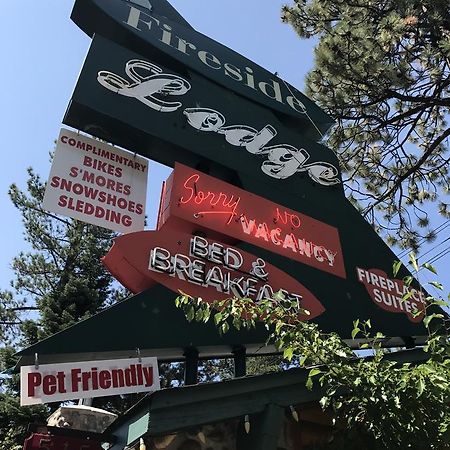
[0, 0, 448, 309]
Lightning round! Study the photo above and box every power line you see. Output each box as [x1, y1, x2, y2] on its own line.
[417, 244, 450, 272]
[397, 219, 450, 258]
[425, 246, 450, 266]
[415, 236, 450, 261]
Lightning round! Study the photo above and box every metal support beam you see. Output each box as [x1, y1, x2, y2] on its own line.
[183, 347, 199, 386]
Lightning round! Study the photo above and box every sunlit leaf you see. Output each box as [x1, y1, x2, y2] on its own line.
[393, 260, 402, 276]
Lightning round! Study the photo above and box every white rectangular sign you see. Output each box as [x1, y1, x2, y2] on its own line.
[43, 129, 148, 233]
[20, 357, 160, 406]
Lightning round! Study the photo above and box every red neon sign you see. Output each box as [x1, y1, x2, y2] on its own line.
[160, 164, 346, 278]
[102, 230, 325, 320]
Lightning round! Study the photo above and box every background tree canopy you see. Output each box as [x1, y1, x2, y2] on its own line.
[0, 167, 123, 344]
[282, 0, 450, 249]
[0, 167, 126, 449]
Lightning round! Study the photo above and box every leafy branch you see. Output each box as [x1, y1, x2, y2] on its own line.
[175, 261, 449, 448]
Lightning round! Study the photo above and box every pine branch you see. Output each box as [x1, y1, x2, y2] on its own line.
[364, 127, 450, 215]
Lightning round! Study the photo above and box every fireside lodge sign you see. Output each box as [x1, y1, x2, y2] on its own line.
[64, 33, 341, 193]
[21, 0, 449, 369]
[96, 58, 339, 185]
[64, 0, 441, 336]
[71, 0, 333, 133]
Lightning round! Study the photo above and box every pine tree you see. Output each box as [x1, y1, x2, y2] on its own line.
[282, 0, 450, 250]
[0, 167, 123, 343]
[0, 166, 126, 448]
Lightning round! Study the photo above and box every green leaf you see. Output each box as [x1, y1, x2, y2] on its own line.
[283, 347, 294, 361]
[351, 327, 361, 339]
[409, 252, 419, 272]
[416, 378, 425, 397]
[393, 260, 402, 276]
[195, 309, 204, 322]
[273, 290, 285, 301]
[423, 315, 432, 328]
[186, 305, 195, 322]
[423, 313, 444, 328]
[402, 290, 413, 301]
[403, 275, 413, 286]
[430, 300, 448, 307]
[309, 368, 322, 378]
[319, 396, 329, 409]
[214, 312, 222, 325]
[423, 263, 437, 275]
[428, 281, 443, 290]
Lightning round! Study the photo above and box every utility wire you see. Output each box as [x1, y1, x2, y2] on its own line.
[397, 219, 450, 258]
[424, 246, 450, 267]
[417, 244, 450, 273]
[414, 236, 450, 261]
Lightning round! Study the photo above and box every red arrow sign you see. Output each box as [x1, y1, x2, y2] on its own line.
[103, 229, 325, 320]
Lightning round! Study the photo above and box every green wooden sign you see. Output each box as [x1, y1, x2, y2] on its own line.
[16, 0, 448, 366]
[71, 0, 333, 137]
[64, 35, 342, 193]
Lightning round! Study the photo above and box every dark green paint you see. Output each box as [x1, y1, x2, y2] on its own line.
[104, 366, 323, 449]
[71, 0, 333, 136]
[64, 35, 341, 192]
[16, 284, 273, 363]
[104, 350, 426, 449]
[17, 0, 449, 365]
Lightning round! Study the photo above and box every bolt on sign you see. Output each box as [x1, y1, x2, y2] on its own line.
[23, 433, 103, 450]
[20, 357, 160, 406]
[102, 230, 325, 320]
[43, 129, 148, 234]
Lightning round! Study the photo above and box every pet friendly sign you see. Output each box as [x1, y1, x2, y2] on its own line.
[43, 129, 148, 233]
[21, 357, 159, 406]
